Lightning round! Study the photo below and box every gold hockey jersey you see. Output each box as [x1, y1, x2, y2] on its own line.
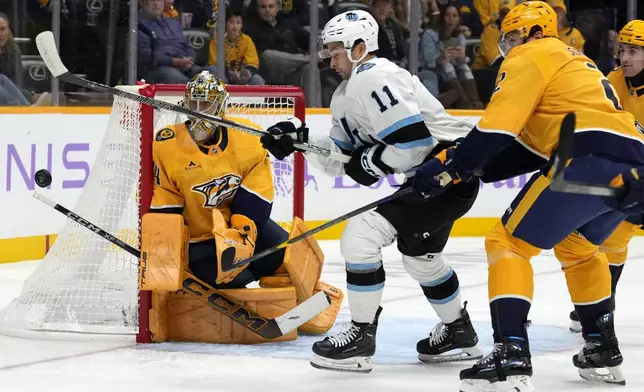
[608, 66, 644, 125]
[150, 117, 274, 242]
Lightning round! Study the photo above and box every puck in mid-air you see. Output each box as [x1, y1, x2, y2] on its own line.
[35, 169, 53, 188]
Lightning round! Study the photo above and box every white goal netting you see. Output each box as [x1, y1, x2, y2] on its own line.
[0, 85, 303, 340]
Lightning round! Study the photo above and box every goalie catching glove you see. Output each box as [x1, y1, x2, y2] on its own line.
[260, 117, 309, 160]
[212, 210, 258, 285]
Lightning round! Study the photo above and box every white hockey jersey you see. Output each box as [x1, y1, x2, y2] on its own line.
[307, 57, 474, 177]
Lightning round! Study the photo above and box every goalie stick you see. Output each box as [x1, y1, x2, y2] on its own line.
[221, 187, 414, 272]
[549, 112, 624, 197]
[34, 31, 350, 164]
[32, 192, 331, 340]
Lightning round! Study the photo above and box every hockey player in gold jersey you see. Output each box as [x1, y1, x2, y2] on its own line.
[567, 19, 644, 333]
[411, 2, 644, 390]
[140, 71, 342, 344]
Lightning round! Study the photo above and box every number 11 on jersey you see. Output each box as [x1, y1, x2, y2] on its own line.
[371, 85, 399, 112]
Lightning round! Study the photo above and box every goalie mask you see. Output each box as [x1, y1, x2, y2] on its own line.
[184, 71, 229, 143]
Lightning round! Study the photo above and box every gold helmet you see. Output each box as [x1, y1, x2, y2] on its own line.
[183, 71, 229, 143]
[499, 1, 558, 57]
[617, 20, 644, 47]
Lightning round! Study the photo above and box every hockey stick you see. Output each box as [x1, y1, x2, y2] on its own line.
[549, 112, 624, 197]
[33, 191, 331, 340]
[34, 31, 350, 164]
[221, 187, 414, 272]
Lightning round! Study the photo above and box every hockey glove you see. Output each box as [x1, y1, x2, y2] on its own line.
[412, 147, 469, 198]
[345, 145, 393, 186]
[604, 167, 644, 214]
[260, 117, 308, 161]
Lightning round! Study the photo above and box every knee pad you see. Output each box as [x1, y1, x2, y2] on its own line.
[485, 220, 540, 302]
[555, 231, 611, 304]
[600, 221, 640, 266]
[340, 211, 397, 264]
[402, 252, 451, 284]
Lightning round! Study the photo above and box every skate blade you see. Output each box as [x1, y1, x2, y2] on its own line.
[569, 319, 582, 333]
[459, 376, 534, 392]
[578, 366, 626, 386]
[419, 345, 484, 363]
[309, 354, 373, 374]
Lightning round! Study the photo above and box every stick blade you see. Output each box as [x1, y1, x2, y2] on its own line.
[552, 112, 576, 179]
[274, 291, 331, 335]
[36, 31, 69, 77]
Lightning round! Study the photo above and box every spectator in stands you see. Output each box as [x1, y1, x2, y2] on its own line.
[0, 13, 49, 106]
[138, 0, 217, 83]
[434, 4, 483, 108]
[173, 0, 214, 28]
[208, 9, 265, 85]
[370, 0, 407, 67]
[164, 0, 180, 19]
[470, 0, 514, 105]
[548, 0, 585, 53]
[243, 0, 321, 106]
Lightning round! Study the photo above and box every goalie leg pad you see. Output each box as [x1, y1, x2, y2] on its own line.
[150, 284, 298, 344]
[140, 213, 189, 291]
[282, 217, 325, 301]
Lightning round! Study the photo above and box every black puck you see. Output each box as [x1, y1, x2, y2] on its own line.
[35, 169, 53, 188]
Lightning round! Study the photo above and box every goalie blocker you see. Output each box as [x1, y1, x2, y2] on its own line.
[140, 213, 343, 343]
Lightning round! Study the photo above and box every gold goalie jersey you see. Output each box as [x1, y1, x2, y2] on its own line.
[150, 117, 274, 242]
[475, 37, 644, 166]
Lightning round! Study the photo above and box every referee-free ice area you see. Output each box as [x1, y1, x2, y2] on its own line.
[0, 238, 643, 392]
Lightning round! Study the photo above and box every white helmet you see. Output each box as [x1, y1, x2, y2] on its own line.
[320, 10, 379, 63]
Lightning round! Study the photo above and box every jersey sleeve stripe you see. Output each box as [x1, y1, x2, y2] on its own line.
[149, 206, 184, 214]
[330, 137, 354, 154]
[239, 184, 273, 204]
[475, 123, 519, 138]
[376, 114, 424, 139]
[231, 186, 272, 226]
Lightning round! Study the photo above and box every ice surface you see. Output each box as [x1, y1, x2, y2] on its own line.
[0, 238, 643, 391]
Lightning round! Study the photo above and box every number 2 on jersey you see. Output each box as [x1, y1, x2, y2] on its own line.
[371, 86, 399, 112]
[585, 62, 622, 111]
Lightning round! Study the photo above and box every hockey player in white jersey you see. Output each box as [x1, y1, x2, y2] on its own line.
[261, 10, 482, 373]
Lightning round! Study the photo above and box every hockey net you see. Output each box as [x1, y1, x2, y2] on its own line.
[0, 84, 305, 341]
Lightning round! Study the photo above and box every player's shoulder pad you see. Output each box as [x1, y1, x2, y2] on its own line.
[155, 128, 175, 142]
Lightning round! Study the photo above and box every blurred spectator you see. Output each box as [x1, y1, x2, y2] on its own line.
[208, 9, 265, 85]
[435, 4, 483, 108]
[0, 13, 49, 106]
[470, 0, 514, 105]
[548, 0, 585, 52]
[422, 0, 441, 28]
[164, 0, 180, 19]
[174, 0, 214, 29]
[370, 0, 407, 67]
[243, 0, 321, 106]
[138, 0, 218, 83]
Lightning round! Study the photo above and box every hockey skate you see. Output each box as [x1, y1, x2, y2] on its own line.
[417, 302, 483, 363]
[459, 329, 534, 392]
[573, 312, 625, 385]
[309, 307, 382, 373]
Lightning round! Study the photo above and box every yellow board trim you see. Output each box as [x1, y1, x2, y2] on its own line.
[3, 217, 643, 263]
[0, 218, 498, 264]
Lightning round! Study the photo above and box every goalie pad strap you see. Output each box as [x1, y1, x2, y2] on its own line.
[140, 213, 189, 292]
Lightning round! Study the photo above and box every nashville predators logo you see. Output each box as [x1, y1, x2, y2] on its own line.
[192, 174, 242, 208]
